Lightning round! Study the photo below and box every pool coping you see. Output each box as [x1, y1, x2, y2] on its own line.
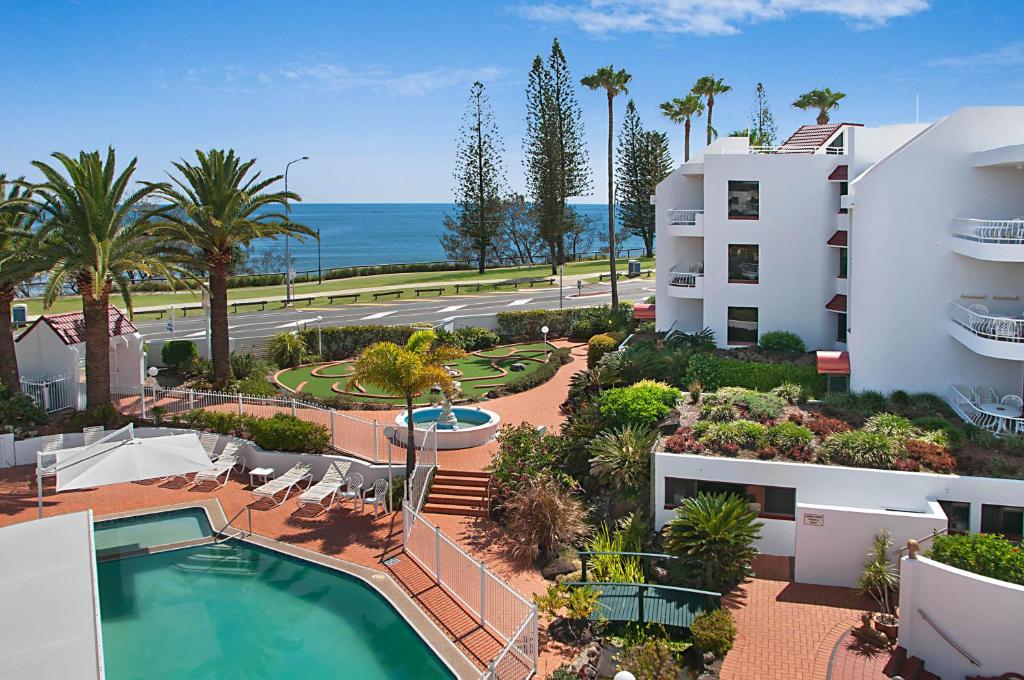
[96, 499, 479, 679]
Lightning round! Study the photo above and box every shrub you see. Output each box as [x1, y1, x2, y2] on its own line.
[597, 380, 681, 429]
[904, 439, 956, 474]
[300, 325, 416, 361]
[699, 403, 737, 423]
[685, 353, 721, 391]
[615, 638, 681, 680]
[228, 374, 279, 397]
[705, 387, 785, 421]
[770, 382, 803, 404]
[805, 415, 851, 437]
[864, 413, 919, 443]
[161, 340, 198, 372]
[503, 475, 590, 563]
[452, 326, 499, 350]
[488, 348, 570, 397]
[928, 533, 1024, 586]
[758, 331, 806, 355]
[545, 666, 576, 680]
[245, 413, 330, 453]
[269, 332, 311, 368]
[182, 409, 247, 436]
[663, 429, 704, 454]
[229, 351, 271, 380]
[687, 380, 702, 404]
[690, 609, 737, 658]
[765, 421, 814, 452]
[0, 385, 47, 432]
[818, 430, 896, 469]
[699, 420, 767, 451]
[688, 354, 826, 397]
[588, 333, 618, 369]
[489, 422, 567, 494]
[912, 417, 965, 450]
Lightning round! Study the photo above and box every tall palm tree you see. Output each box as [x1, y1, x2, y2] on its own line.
[0, 176, 47, 392]
[691, 75, 731, 146]
[660, 94, 704, 162]
[792, 87, 846, 125]
[352, 330, 464, 484]
[32, 149, 192, 408]
[155, 150, 316, 387]
[581, 65, 632, 309]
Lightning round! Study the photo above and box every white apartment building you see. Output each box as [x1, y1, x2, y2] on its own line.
[655, 107, 1024, 431]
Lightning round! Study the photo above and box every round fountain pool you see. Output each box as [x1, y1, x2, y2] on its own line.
[394, 406, 501, 450]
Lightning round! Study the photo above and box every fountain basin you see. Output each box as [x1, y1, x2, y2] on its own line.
[394, 406, 501, 450]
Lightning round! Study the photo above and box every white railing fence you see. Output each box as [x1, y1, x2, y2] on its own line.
[948, 301, 1024, 343]
[110, 384, 387, 462]
[402, 501, 538, 680]
[948, 384, 1024, 436]
[407, 423, 438, 512]
[749, 145, 845, 155]
[953, 218, 1024, 244]
[20, 374, 78, 413]
[669, 265, 703, 288]
[668, 209, 703, 226]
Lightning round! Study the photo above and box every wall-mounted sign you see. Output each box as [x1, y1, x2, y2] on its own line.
[803, 513, 824, 527]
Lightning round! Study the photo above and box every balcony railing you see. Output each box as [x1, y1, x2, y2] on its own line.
[948, 384, 1023, 436]
[953, 218, 1024, 244]
[668, 209, 703, 226]
[949, 301, 1024, 343]
[670, 264, 704, 288]
[749, 145, 845, 155]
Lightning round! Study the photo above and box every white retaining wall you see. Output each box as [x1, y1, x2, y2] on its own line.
[898, 555, 1024, 678]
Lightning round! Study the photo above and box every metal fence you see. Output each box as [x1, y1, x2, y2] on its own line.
[20, 374, 78, 413]
[402, 501, 538, 680]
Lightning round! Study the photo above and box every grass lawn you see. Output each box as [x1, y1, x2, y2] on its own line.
[275, 342, 554, 403]
[23, 256, 655, 315]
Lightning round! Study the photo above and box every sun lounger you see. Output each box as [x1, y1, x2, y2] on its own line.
[188, 452, 241, 488]
[296, 462, 352, 513]
[82, 426, 105, 446]
[250, 463, 313, 505]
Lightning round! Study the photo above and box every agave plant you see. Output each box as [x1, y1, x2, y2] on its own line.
[589, 424, 658, 503]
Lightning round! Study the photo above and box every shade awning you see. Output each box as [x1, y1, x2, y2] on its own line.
[633, 303, 655, 320]
[827, 164, 848, 181]
[56, 433, 214, 492]
[827, 230, 848, 247]
[825, 294, 847, 313]
[817, 350, 850, 375]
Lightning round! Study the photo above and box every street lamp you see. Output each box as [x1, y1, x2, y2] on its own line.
[284, 156, 309, 305]
[541, 325, 549, 362]
[314, 315, 323, 357]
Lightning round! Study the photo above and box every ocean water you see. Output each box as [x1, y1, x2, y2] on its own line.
[248, 203, 646, 272]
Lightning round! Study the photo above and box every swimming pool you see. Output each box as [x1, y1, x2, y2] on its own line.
[93, 507, 211, 558]
[95, 517, 455, 678]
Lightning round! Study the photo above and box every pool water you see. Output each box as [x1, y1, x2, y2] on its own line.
[97, 540, 455, 679]
[94, 508, 211, 557]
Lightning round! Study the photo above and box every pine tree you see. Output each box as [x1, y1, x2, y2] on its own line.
[523, 38, 592, 274]
[441, 81, 507, 273]
[616, 101, 673, 257]
[749, 82, 777, 147]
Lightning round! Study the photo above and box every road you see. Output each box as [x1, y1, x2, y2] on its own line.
[134, 278, 655, 343]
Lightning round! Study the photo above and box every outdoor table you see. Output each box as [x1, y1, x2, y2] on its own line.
[249, 467, 275, 486]
[978, 403, 1023, 433]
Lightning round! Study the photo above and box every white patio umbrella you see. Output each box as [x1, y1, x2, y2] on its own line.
[37, 425, 216, 517]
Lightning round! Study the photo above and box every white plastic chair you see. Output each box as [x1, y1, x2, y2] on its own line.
[337, 472, 364, 510]
[1001, 394, 1023, 410]
[975, 385, 999, 404]
[82, 426, 105, 446]
[363, 478, 391, 518]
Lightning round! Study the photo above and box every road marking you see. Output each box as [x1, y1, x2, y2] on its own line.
[438, 305, 467, 313]
[361, 310, 396, 320]
[507, 298, 533, 306]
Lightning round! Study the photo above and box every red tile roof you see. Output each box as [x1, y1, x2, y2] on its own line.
[827, 164, 848, 181]
[827, 230, 848, 247]
[816, 350, 850, 375]
[825, 294, 847, 313]
[16, 307, 137, 346]
[779, 123, 861, 153]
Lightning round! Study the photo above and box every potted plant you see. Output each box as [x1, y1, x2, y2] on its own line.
[857, 529, 899, 641]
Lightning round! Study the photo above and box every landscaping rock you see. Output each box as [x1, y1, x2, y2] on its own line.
[566, 642, 601, 679]
[548, 617, 594, 645]
[595, 643, 621, 678]
[542, 557, 579, 580]
[509, 362, 527, 372]
[554, 569, 582, 584]
[702, 651, 716, 666]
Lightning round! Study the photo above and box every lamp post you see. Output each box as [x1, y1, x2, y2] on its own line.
[284, 156, 309, 305]
[541, 325, 549, 363]
[314, 315, 323, 357]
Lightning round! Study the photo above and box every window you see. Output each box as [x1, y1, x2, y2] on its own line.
[727, 307, 758, 346]
[836, 312, 847, 343]
[664, 478, 795, 520]
[838, 248, 848, 279]
[728, 245, 759, 284]
[762, 486, 796, 520]
[981, 504, 1023, 540]
[938, 500, 971, 535]
[728, 180, 759, 219]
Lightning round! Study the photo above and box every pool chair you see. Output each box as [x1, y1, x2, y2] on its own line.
[337, 472, 364, 510]
[188, 452, 241, 489]
[199, 432, 221, 459]
[296, 462, 352, 514]
[35, 434, 65, 486]
[363, 478, 391, 518]
[251, 463, 313, 505]
[82, 425, 105, 446]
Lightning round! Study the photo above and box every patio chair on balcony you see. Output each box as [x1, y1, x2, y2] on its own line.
[975, 385, 999, 404]
[1002, 394, 1024, 410]
[966, 304, 993, 337]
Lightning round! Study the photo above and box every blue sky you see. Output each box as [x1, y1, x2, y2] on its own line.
[2, 1, 1022, 202]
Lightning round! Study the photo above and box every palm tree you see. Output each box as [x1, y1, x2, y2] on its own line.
[691, 76, 731, 146]
[352, 330, 464, 484]
[0, 176, 47, 392]
[32, 149, 192, 408]
[581, 65, 632, 310]
[660, 94, 704, 162]
[155, 150, 316, 387]
[664, 492, 762, 590]
[792, 87, 846, 125]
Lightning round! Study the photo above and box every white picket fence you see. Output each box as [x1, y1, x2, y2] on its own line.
[20, 374, 79, 413]
[403, 501, 538, 680]
[407, 425, 438, 512]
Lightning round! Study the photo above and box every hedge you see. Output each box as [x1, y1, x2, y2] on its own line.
[298, 325, 417, 361]
[496, 304, 634, 343]
[162, 340, 198, 371]
[487, 348, 571, 397]
[686, 354, 826, 398]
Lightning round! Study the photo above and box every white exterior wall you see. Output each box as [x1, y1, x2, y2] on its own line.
[15, 324, 79, 379]
[898, 555, 1024, 678]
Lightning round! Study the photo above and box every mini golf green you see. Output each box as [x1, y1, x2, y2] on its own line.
[273, 342, 557, 404]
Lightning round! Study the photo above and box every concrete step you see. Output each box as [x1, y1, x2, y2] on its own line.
[428, 495, 488, 508]
[434, 469, 490, 479]
[899, 655, 924, 680]
[431, 485, 488, 497]
[423, 503, 488, 517]
[432, 475, 488, 488]
[883, 647, 908, 677]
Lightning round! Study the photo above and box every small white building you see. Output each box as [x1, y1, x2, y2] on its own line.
[16, 307, 145, 402]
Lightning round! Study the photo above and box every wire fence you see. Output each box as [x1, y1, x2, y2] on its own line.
[402, 501, 538, 680]
[20, 374, 79, 413]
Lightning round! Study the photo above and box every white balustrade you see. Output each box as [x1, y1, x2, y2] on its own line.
[948, 301, 1024, 343]
[953, 218, 1024, 244]
[668, 209, 703, 226]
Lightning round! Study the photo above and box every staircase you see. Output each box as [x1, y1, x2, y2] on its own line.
[422, 469, 490, 518]
[884, 646, 941, 680]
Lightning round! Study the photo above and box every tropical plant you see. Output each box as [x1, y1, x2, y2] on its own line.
[857, 530, 899, 620]
[269, 332, 310, 368]
[691, 75, 731, 145]
[0, 384, 47, 431]
[927, 532, 1024, 586]
[818, 430, 897, 469]
[503, 474, 591, 563]
[597, 380, 681, 429]
[664, 492, 762, 590]
[616, 637, 680, 680]
[764, 421, 814, 452]
[792, 87, 846, 125]
[587, 521, 645, 583]
[589, 424, 658, 503]
[698, 419, 767, 451]
[689, 608, 737, 657]
[489, 421, 568, 494]
[155, 149, 316, 387]
[581, 65, 631, 307]
[352, 330, 464, 482]
[863, 413, 919, 443]
[32, 148, 193, 407]
[770, 382, 803, 405]
[660, 94, 704, 162]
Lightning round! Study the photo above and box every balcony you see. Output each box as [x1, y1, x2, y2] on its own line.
[668, 265, 704, 299]
[948, 384, 1023, 436]
[666, 209, 704, 237]
[951, 219, 1024, 262]
[948, 301, 1024, 361]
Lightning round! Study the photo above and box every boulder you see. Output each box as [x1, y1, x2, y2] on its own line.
[510, 362, 527, 372]
[541, 557, 579, 580]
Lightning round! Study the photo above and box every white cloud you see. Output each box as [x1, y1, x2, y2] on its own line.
[931, 42, 1024, 71]
[514, 0, 930, 36]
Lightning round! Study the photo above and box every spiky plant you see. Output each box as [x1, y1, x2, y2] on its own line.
[589, 424, 658, 503]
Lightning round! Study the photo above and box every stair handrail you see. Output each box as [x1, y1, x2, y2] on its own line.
[214, 506, 253, 544]
[895, 528, 948, 557]
[918, 607, 981, 667]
